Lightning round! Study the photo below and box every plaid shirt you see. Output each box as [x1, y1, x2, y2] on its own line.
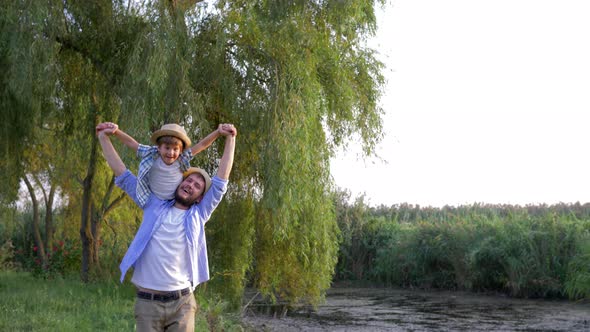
[136, 144, 192, 208]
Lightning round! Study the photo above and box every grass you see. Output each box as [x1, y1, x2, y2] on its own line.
[0, 271, 245, 331]
[0, 271, 135, 331]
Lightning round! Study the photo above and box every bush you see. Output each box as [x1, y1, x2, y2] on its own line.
[338, 202, 590, 300]
[565, 238, 590, 299]
[14, 239, 81, 279]
[0, 240, 15, 271]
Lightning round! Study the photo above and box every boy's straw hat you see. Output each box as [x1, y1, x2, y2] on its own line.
[183, 167, 211, 193]
[151, 123, 191, 148]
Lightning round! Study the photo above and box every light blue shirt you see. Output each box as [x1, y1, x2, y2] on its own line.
[115, 169, 228, 286]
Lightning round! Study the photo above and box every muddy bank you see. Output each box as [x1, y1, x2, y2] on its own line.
[241, 287, 590, 331]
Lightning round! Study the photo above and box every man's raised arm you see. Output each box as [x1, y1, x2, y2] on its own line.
[97, 126, 126, 176]
[216, 124, 237, 180]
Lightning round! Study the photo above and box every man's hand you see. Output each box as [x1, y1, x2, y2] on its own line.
[219, 124, 237, 137]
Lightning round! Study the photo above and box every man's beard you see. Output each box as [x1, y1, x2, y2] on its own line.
[174, 191, 199, 207]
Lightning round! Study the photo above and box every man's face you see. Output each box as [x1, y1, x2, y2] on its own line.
[175, 174, 206, 207]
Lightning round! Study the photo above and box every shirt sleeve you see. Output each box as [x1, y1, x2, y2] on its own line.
[115, 169, 143, 207]
[194, 176, 228, 223]
[137, 144, 157, 159]
[178, 149, 193, 172]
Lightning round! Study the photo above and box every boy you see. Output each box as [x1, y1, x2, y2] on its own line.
[96, 122, 226, 207]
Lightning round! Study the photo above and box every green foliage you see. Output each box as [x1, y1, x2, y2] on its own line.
[0, 1, 59, 160]
[7, 194, 138, 283]
[336, 201, 590, 300]
[253, 188, 339, 308]
[0, 240, 15, 271]
[194, 292, 244, 332]
[565, 234, 590, 299]
[14, 239, 81, 279]
[207, 195, 256, 310]
[0, 205, 18, 244]
[335, 192, 381, 280]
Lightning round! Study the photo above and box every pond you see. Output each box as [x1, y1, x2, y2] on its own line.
[241, 287, 590, 331]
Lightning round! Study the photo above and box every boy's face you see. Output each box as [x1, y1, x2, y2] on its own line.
[157, 143, 182, 165]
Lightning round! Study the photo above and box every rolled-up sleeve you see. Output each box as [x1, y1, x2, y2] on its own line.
[137, 144, 155, 159]
[195, 176, 227, 222]
[115, 170, 142, 207]
[178, 149, 193, 172]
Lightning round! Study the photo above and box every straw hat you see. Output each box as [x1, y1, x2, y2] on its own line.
[150, 123, 192, 148]
[183, 167, 212, 193]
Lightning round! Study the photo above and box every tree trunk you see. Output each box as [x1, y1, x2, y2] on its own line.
[23, 175, 47, 267]
[44, 183, 56, 253]
[80, 138, 128, 281]
[91, 209, 102, 267]
[90, 176, 127, 270]
[80, 95, 99, 282]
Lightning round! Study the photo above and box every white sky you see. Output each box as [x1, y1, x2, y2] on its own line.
[330, 0, 590, 207]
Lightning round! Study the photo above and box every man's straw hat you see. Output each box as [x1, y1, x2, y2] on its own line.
[150, 123, 191, 148]
[183, 167, 212, 193]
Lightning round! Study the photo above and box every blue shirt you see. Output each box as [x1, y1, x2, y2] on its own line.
[115, 169, 228, 286]
[136, 144, 193, 208]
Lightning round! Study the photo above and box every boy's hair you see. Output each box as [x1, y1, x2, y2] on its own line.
[150, 123, 192, 149]
[156, 136, 184, 149]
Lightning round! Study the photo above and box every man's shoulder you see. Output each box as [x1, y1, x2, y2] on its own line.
[211, 175, 228, 186]
[115, 169, 134, 182]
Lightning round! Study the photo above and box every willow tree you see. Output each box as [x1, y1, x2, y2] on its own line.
[191, 0, 385, 307]
[1, 0, 385, 305]
[1, 0, 143, 281]
[117, 0, 385, 307]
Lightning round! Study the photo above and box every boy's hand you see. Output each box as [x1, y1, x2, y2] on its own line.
[220, 124, 237, 137]
[96, 122, 118, 136]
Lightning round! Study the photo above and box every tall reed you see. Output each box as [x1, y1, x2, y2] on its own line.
[335, 202, 590, 300]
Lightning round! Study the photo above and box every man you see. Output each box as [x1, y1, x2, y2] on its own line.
[96, 123, 236, 332]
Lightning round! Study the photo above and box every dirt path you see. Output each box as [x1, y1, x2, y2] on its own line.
[241, 287, 590, 331]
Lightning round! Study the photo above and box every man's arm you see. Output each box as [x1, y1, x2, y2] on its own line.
[216, 125, 237, 180]
[191, 125, 236, 222]
[97, 129, 127, 176]
[189, 125, 222, 156]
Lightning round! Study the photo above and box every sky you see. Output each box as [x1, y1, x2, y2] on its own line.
[330, 0, 590, 207]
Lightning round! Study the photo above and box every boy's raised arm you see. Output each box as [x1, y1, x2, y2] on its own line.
[97, 122, 139, 152]
[113, 128, 139, 152]
[190, 125, 222, 156]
